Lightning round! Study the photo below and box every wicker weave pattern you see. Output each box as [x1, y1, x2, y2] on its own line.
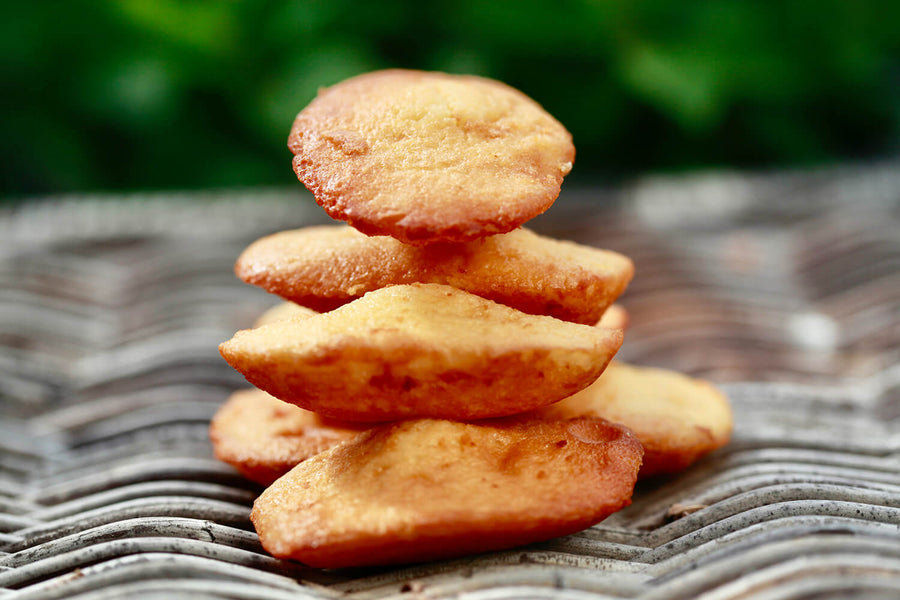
[2, 163, 899, 598]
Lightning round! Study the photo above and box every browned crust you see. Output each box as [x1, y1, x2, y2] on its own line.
[288, 70, 574, 244]
[235, 226, 633, 324]
[535, 362, 732, 477]
[250, 416, 643, 568]
[218, 284, 623, 422]
[209, 389, 364, 485]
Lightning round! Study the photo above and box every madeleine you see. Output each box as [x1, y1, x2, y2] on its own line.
[251, 417, 643, 568]
[537, 362, 732, 477]
[236, 226, 632, 324]
[209, 389, 364, 485]
[220, 284, 622, 421]
[288, 70, 574, 244]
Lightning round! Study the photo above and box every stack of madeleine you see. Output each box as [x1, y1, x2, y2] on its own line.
[214, 70, 732, 569]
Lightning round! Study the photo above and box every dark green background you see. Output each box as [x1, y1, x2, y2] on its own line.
[3, 0, 899, 197]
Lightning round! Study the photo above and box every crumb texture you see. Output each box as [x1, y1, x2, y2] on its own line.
[288, 70, 574, 244]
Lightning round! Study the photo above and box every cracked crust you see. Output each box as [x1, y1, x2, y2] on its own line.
[288, 70, 574, 244]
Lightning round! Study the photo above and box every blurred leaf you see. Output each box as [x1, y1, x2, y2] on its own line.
[2, 0, 899, 196]
[620, 44, 722, 132]
[110, 0, 239, 56]
[257, 40, 379, 144]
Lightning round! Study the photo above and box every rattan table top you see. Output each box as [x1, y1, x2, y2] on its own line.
[2, 161, 899, 599]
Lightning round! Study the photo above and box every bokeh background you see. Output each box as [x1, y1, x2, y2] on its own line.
[3, 0, 899, 198]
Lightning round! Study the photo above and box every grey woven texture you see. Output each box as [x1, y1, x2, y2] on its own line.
[1, 162, 899, 599]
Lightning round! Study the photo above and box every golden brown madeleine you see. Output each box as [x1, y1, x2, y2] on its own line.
[288, 70, 574, 244]
[236, 226, 633, 324]
[219, 284, 623, 422]
[209, 389, 364, 486]
[251, 416, 643, 568]
[537, 362, 732, 477]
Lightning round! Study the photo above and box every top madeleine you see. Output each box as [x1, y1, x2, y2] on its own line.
[289, 70, 574, 245]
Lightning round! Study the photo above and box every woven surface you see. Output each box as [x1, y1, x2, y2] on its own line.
[1, 162, 899, 599]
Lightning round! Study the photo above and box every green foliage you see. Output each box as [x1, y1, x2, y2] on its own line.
[2, 0, 899, 196]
